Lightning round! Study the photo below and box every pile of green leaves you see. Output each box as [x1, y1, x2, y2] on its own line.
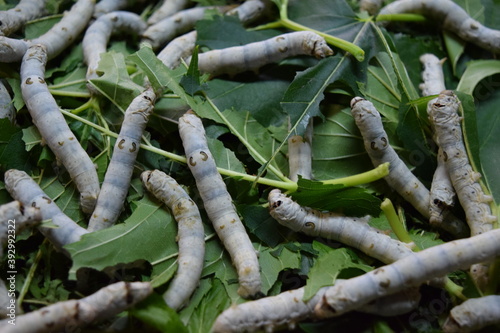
[1, 0, 500, 332]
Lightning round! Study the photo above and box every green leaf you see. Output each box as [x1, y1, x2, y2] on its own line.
[443, 31, 466, 77]
[238, 204, 290, 248]
[456, 60, 500, 95]
[291, 178, 382, 217]
[130, 293, 188, 333]
[22, 126, 42, 151]
[258, 244, 302, 294]
[303, 242, 372, 301]
[206, 137, 246, 173]
[0, 119, 33, 172]
[66, 195, 179, 286]
[89, 51, 144, 111]
[180, 46, 205, 96]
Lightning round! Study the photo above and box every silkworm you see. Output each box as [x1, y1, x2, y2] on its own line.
[379, 0, 500, 54]
[21, 44, 100, 214]
[429, 91, 496, 236]
[350, 96, 468, 238]
[212, 284, 421, 332]
[93, 0, 143, 18]
[142, 6, 232, 50]
[83, 11, 147, 84]
[0, 80, 15, 123]
[178, 112, 261, 299]
[429, 90, 496, 290]
[0, 0, 95, 62]
[360, 0, 383, 15]
[147, 0, 191, 25]
[88, 86, 157, 232]
[419, 54, 456, 226]
[0, 201, 41, 256]
[0, 0, 47, 36]
[141, 169, 205, 310]
[189, 31, 333, 77]
[315, 228, 500, 318]
[288, 119, 313, 182]
[443, 295, 500, 332]
[268, 189, 415, 264]
[0, 281, 152, 333]
[156, 0, 268, 69]
[4, 169, 89, 254]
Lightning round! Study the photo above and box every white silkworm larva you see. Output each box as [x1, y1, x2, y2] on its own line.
[0, 281, 153, 333]
[0, 0, 47, 36]
[156, 0, 267, 69]
[93, 0, 135, 18]
[429, 90, 496, 290]
[350, 96, 468, 238]
[0, 0, 95, 62]
[4, 169, 89, 253]
[288, 119, 313, 182]
[429, 91, 496, 236]
[0, 80, 15, 123]
[268, 189, 415, 264]
[379, 0, 500, 54]
[178, 112, 261, 299]
[360, 0, 383, 15]
[419, 53, 456, 226]
[88, 86, 157, 232]
[212, 285, 421, 333]
[189, 31, 333, 77]
[315, 228, 500, 319]
[147, 0, 191, 25]
[0, 201, 41, 256]
[21, 44, 100, 214]
[83, 11, 147, 82]
[142, 6, 232, 50]
[140, 169, 205, 310]
[443, 295, 500, 332]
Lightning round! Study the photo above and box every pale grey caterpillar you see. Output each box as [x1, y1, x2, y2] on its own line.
[4, 169, 89, 254]
[315, 228, 500, 319]
[141, 169, 205, 310]
[142, 6, 233, 50]
[88, 86, 157, 232]
[93, 0, 145, 18]
[0, 281, 152, 333]
[0, 0, 47, 36]
[429, 90, 496, 290]
[156, 0, 267, 70]
[187, 31, 333, 77]
[350, 96, 468, 238]
[178, 112, 261, 298]
[443, 295, 500, 332]
[268, 189, 415, 264]
[147, 0, 191, 25]
[0, 80, 16, 123]
[0, 201, 41, 257]
[287, 119, 313, 182]
[419, 53, 456, 227]
[212, 284, 421, 332]
[83, 11, 147, 87]
[0, 0, 95, 62]
[379, 0, 500, 54]
[21, 44, 100, 214]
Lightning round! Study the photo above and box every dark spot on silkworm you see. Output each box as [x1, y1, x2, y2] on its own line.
[25, 77, 33, 85]
[31, 202, 37, 208]
[38, 77, 45, 84]
[279, 46, 288, 53]
[118, 139, 126, 149]
[146, 172, 152, 182]
[125, 282, 133, 304]
[58, 141, 64, 146]
[19, 203, 25, 215]
[73, 302, 80, 320]
[381, 137, 388, 147]
[129, 142, 137, 153]
[272, 200, 282, 208]
[42, 196, 52, 204]
[230, 219, 236, 224]
[370, 141, 378, 150]
[69, 137, 74, 141]
[305, 222, 315, 229]
[143, 95, 152, 101]
[200, 151, 208, 161]
[220, 225, 225, 229]
[443, 151, 448, 161]
[189, 156, 196, 166]
[61, 27, 67, 31]
[379, 279, 391, 288]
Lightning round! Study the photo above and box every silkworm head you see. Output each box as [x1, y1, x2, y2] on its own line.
[350, 97, 365, 108]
